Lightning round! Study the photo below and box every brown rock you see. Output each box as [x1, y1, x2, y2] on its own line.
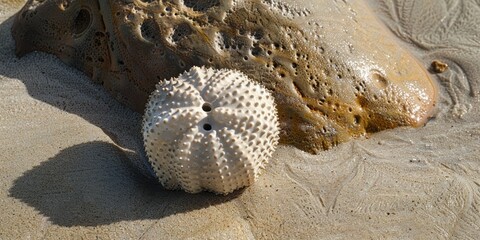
[431, 60, 449, 73]
[11, 0, 437, 153]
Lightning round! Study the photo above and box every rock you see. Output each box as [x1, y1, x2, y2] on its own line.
[11, 0, 437, 153]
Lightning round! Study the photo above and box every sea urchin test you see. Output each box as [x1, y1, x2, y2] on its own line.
[12, 0, 437, 153]
[143, 67, 279, 194]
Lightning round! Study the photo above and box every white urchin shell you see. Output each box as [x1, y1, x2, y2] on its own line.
[142, 66, 280, 194]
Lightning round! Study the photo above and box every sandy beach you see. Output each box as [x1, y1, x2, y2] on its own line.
[1, 0, 479, 239]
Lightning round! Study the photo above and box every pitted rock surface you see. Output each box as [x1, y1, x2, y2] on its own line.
[12, 0, 437, 153]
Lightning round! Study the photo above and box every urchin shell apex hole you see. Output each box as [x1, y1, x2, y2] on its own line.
[202, 102, 212, 112]
[73, 8, 91, 36]
[203, 123, 212, 131]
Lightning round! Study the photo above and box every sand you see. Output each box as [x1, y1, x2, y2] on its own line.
[1, 1, 479, 239]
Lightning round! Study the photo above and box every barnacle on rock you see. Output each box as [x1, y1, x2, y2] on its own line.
[142, 66, 279, 194]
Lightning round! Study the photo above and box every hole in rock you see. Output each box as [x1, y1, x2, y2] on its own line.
[183, 0, 220, 11]
[203, 123, 212, 131]
[73, 8, 91, 36]
[354, 115, 361, 125]
[141, 19, 160, 43]
[251, 46, 261, 56]
[370, 71, 389, 89]
[172, 23, 193, 43]
[202, 103, 212, 112]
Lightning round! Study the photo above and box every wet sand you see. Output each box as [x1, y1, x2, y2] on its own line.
[1, 1, 479, 239]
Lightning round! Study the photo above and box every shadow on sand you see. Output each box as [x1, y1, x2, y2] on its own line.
[0, 15, 144, 156]
[1, 13, 242, 226]
[9, 141, 242, 227]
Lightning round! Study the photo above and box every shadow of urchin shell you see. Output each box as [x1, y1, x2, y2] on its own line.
[142, 66, 279, 194]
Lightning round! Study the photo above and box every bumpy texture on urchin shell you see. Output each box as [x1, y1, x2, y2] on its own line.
[142, 66, 279, 194]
